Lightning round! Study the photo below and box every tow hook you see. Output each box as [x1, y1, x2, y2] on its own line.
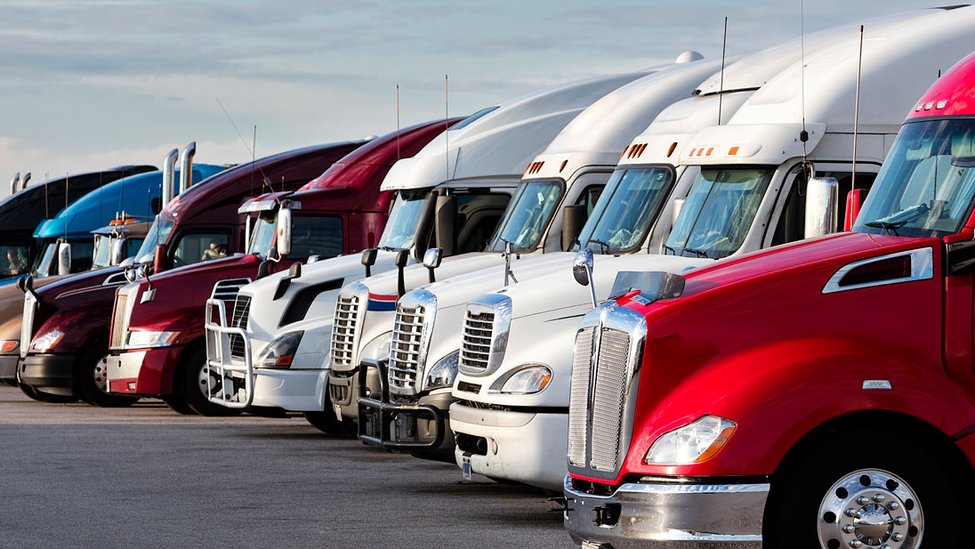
[592, 503, 621, 527]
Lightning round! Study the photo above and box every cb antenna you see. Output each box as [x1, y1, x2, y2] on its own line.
[717, 16, 728, 125]
[216, 98, 267, 196]
[445, 74, 450, 194]
[396, 85, 402, 161]
[852, 24, 864, 190]
[799, 0, 811, 179]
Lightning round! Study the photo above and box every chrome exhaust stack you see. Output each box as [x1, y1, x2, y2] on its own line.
[178, 142, 196, 195]
[20, 172, 30, 191]
[161, 148, 179, 207]
[10, 173, 19, 196]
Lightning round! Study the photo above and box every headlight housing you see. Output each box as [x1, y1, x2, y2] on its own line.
[360, 331, 392, 363]
[32, 330, 65, 352]
[645, 415, 737, 465]
[256, 331, 303, 369]
[425, 351, 458, 390]
[0, 340, 19, 353]
[126, 330, 179, 349]
[496, 365, 552, 395]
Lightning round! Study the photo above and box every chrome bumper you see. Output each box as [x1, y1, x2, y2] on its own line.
[563, 475, 767, 548]
[204, 298, 253, 408]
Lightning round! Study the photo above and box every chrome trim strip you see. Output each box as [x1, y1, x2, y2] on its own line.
[822, 247, 933, 294]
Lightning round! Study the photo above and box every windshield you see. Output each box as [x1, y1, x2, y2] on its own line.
[855, 119, 975, 238]
[247, 211, 277, 256]
[135, 217, 176, 263]
[377, 190, 430, 249]
[92, 235, 113, 269]
[487, 180, 563, 252]
[578, 167, 674, 254]
[0, 245, 29, 277]
[664, 167, 774, 259]
[35, 243, 56, 276]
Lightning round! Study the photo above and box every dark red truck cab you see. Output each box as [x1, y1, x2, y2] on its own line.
[103, 120, 455, 416]
[564, 53, 975, 547]
[18, 141, 364, 407]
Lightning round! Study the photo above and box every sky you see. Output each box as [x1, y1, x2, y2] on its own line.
[0, 0, 945, 197]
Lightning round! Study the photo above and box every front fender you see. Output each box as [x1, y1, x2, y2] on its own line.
[33, 306, 111, 352]
[621, 336, 975, 480]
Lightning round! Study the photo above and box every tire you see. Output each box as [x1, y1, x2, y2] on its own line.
[161, 393, 195, 415]
[764, 429, 958, 549]
[76, 342, 139, 407]
[177, 346, 240, 417]
[303, 411, 345, 435]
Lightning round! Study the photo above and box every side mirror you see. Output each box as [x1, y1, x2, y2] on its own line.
[110, 237, 127, 266]
[119, 257, 135, 268]
[435, 194, 458, 257]
[57, 241, 72, 276]
[844, 189, 864, 231]
[423, 247, 443, 283]
[561, 205, 588, 252]
[276, 206, 292, 258]
[804, 177, 840, 238]
[16, 275, 27, 293]
[361, 248, 378, 278]
[153, 244, 169, 274]
[671, 197, 686, 229]
[572, 248, 597, 309]
[256, 260, 270, 280]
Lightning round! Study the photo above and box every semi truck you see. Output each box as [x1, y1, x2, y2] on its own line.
[563, 46, 975, 549]
[204, 69, 656, 431]
[17, 140, 362, 407]
[104, 121, 451, 416]
[450, 6, 975, 491]
[350, 54, 725, 459]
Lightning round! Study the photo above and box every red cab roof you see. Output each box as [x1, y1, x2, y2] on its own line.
[908, 50, 975, 119]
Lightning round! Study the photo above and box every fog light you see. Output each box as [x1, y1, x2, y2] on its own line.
[127, 382, 136, 391]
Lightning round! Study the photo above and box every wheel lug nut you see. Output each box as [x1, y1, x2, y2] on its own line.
[843, 525, 855, 534]
[892, 533, 904, 542]
[849, 541, 863, 548]
[880, 545, 890, 549]
[888, 502, 899, 511]
[872, 493, 885, 502]
[856, 496, 870, 505]
[894, 516, 907, 525]
[845, 508, 858, 517]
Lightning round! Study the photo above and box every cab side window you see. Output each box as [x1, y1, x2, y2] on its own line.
[290, 216, 343, 259]
[575, 185, 604, 216]
[456, 193, 512, 254]
[772, 170, 877, 246]
[173, 232, 230, 267]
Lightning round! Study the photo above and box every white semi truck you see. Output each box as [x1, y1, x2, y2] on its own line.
[449, 6, 975, 490]
[346, 55, 732, 458]
[205, 67, 662, 430]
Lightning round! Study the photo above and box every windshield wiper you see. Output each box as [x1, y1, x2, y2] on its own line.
[864, 220, 906, 236]
[682, 247, 711, 259]
[663, 244, 677, 255]
[587, 239, 611, 254]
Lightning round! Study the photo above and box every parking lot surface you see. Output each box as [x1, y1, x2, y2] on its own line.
[0, 386, 574, 549]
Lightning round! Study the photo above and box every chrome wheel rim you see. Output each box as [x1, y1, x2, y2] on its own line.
[93, 355, 110, 393]
[198, 364, 232, 400]
[818, 468, 922, 549]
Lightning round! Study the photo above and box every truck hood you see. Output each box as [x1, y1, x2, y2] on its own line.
[492, 253, 714, 320]
[359, 252, 504, 298]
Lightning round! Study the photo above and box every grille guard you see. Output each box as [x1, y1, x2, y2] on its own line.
[356, 358, 446, 450]
[203, 298, 254, 409]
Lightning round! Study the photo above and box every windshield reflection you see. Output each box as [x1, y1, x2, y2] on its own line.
[577, 167, 674, 254]
[488, 180, 563, 252]
[377, 190, 430, 249]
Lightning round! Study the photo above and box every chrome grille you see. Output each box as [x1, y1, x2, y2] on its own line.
[459, 310, 493, 372]
[388, 303, 425, 390]
[330, 294, 361, 369]
[590, 329, 631, 471]
[211, 278, 250, 305]
[229, 296, 252, 360]
[110, 293, 129, 349]
[20, 292, 36, 358]
[567, 326, 595, 467]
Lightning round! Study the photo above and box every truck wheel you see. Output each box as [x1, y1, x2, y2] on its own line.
[76, 345, 139, 407]
[177, 346, 240, 417]
[161, 393, 194, 415]
[303, 411, 345, 435]
[765, 431, 958, 548]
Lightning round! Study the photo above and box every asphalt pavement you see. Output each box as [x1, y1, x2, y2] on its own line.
[0, 386, 575, 549]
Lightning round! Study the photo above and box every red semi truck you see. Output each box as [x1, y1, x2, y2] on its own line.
[564, 52, 975, 547]
[104, 120, 456, 415]
[18, 140, 364, 407]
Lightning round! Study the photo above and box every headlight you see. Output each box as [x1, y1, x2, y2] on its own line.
[126, 330, 179, 349]
[360, 331, 392, 363]
[645, 415, 737, 465]
[497, 365, 552, 395]
[32, 330, 65, 352]
[0, 340, 18, 353]
[256, 331, 303, 369]
[425, 351, 458, 390]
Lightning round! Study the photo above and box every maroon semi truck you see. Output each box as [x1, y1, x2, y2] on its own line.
[101, 120, 457, 416]
[18, 140, 365, 407]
